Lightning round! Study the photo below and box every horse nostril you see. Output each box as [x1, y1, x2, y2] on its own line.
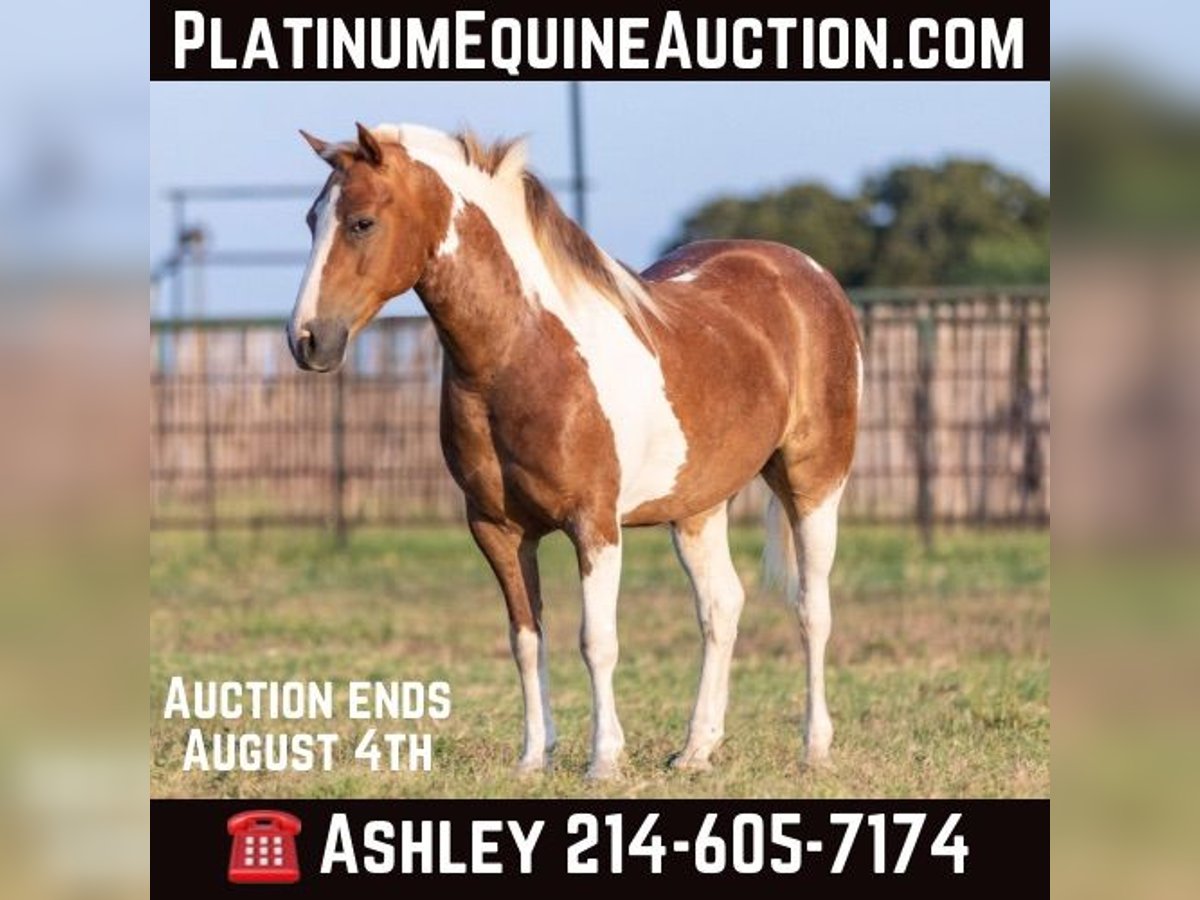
[296, 330, 314, 364]
[295, 319, 349, 371]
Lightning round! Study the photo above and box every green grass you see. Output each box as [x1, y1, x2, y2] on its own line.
[151, 524, 1048, 798]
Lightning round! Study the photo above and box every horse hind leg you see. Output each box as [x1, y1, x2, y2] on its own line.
[794, 483, 843, 765]
[670, 502, 745, 771]
[763, 454, 846, 767]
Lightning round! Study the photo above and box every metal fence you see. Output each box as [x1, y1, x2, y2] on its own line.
[150, 287, 1049, 539]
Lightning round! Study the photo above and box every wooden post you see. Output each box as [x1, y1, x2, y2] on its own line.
[858, 301, 875, 519]
[190, 237, 218, 550]
[1013, 296, 1041, 521]
[914, 305, 936, 551]
[198, 324, 217, 549]
[332, 368, 348, 547]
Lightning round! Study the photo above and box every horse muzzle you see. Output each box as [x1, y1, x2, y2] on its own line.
[290, 318, 349, 372]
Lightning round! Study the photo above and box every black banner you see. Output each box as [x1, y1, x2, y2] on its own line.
[150, 1, 1050, 81]
[152, 798, 1048, 895]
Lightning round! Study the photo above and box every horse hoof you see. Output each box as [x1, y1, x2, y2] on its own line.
[802, 750, 834, 770]
[585, 761, 622, 782]
[515, 758, 549, 777]
[669, 752, 713, 773]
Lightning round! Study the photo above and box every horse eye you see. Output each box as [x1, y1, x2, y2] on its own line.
[349, 217, 375, 236]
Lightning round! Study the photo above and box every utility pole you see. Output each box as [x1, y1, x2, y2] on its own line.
[568, 82, 587, 228]
[170, 190, 186, 322]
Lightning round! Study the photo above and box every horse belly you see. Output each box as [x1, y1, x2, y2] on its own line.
[621, 420, 780, 526]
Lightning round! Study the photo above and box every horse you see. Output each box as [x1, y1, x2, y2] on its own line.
[287, 123, 861, 779]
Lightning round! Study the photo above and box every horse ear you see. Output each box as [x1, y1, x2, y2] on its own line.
[355, 122, 383, 167]
[299, 130, 336, 165]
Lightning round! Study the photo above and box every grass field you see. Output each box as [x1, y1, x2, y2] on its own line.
[151, 524, 1048, 798]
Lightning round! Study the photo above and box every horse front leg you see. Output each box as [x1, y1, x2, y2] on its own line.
[468, 512, 556, 773]
[571, 520, 625, 780]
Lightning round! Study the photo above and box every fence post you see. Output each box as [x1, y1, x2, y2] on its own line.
[198, 325, 217, 549]
[1013, 296, 1042, 521]
[914, 304, 936, 550]
[332, 368, 348, 547]
[857, 302, 875, 520]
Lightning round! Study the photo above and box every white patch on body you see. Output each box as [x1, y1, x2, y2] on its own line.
[374, 123, 688, 515]
[437, 192, 464, 258]
[668, 269, 698, 283]
[579, 541, 625, 777]
[289, 183, 340, 344]
[559, 300, 689, 515]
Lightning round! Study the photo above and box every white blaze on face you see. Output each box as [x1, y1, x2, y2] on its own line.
[289, 183, 341, 346]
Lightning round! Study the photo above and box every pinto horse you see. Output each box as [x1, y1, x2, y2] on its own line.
[288, 123, 861, 779]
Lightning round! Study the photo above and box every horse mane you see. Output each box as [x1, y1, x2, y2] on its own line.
[454, 131, 526, 178]
[456, 130, 665, 337]
[373, 125, 666, 339]
[523, 167, 666, 337]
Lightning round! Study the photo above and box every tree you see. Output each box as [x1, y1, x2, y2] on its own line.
[665, 159, 1048, 287]
[664, 183, 875, 286]
[865, 160, 1049, 286]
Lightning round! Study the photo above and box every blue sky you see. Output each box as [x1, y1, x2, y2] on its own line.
[1051, 0, 1200, 86]
[10, 3, 1199, 316]
[150, 80, 1049, 318]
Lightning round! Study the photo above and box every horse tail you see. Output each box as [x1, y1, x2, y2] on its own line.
[762, 492, 799, 605]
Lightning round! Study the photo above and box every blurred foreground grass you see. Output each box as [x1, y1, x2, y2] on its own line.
[151, 525, 1048, 798]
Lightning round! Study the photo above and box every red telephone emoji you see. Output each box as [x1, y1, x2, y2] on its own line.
[227, 810, 301, 884]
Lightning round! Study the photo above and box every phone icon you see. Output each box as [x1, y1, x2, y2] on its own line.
[227, 810, 302, 884]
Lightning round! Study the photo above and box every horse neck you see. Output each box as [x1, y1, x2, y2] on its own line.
[414, 243, 533, 384]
